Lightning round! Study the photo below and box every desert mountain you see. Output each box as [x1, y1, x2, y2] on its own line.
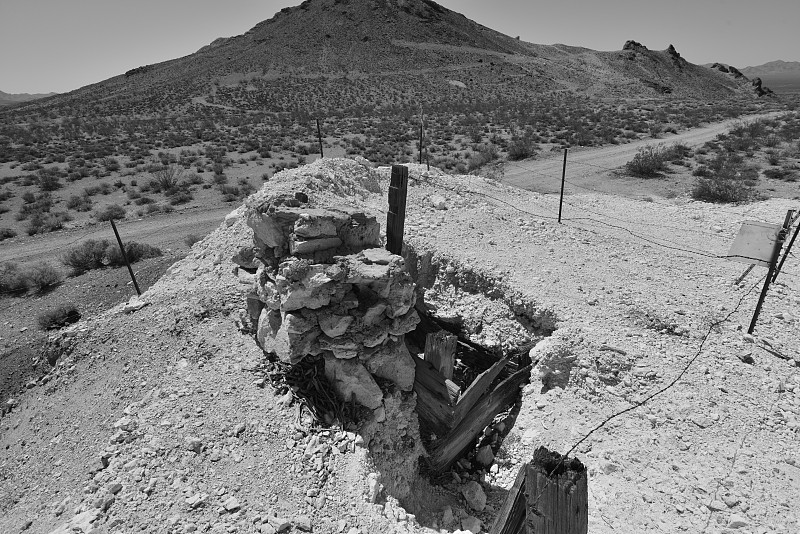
[3, 0, 766, 119]
[741, 60, 800, 76]
[0, 90, 57, 107]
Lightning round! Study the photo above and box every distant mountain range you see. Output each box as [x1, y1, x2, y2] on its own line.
[741, 61, 800, 93]
[0, 90, 57, 107]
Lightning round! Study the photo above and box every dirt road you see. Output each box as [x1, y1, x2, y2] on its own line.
[0, 206, 233, 265]
[501, 112, 782, 197]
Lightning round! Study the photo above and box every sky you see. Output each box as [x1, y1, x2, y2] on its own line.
[1, 0, 798, 94]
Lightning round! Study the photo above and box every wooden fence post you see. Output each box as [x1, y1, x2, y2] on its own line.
[526, 447, 588, 534]
[386, 165, 408, 255]
[316, 119, 324, 158]
[558, 148, 567, 224]
[749, 210, 793, 333]
[109, 218, 141, 297]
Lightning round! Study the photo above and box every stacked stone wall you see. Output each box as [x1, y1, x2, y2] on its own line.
[244, 192, 419, 416]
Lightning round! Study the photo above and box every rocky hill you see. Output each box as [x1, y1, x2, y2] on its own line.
[3, 0, 767, 119]
[742, 61, 800, 94]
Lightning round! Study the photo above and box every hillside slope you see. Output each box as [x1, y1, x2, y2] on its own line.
[3, 0, 765, 119]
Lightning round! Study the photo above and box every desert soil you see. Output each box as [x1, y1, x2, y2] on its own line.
[1, 130, 799, 534]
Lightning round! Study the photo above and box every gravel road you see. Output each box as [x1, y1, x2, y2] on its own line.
[0, 206, 232, 265]
[501, 112, 783, 196]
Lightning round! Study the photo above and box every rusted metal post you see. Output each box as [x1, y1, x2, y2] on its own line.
[558, 148, 568, 223]
[773, 214, 799, 283]
[109, 218, 141, 296]
[386, 165, 408, 255]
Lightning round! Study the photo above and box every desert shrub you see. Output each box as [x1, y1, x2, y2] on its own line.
[507, 134, 539, 161]
[26, 212, 71, 235]
[149, 163, 183, 193]
[105, 241, 162, 265]
[17, 192, 53, 220]
[145, 204, 161, 214]
[184, 234, 202, 247]
[28, 261, 63, 291]
[625, 146, 668, 177]
[0, 189, 12, 201]
[135, 195, 154, 205]
[0, 262, 28, 294]
[168, 191, 193, 205]
[94, 204, 126, 221]
[765, 151, 781, 166]
[37, 304, 80, 330]
[66, 193, 92, 211]
[692, 165, 712, 177]
[764, 167, 797, 182]
[0, 228, 17, 240]
[467, 143, 500, 171]
[219, 184, 241, 202]
[692, 157, 757, 203]
[62, 239, 162, 274]
[37, 169, 62, 192]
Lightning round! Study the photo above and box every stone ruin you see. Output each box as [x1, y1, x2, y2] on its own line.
[243, 192, 420, 417]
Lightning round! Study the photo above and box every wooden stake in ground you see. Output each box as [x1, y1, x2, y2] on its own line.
[526, 447, 588, 534]
[424, 331, 457, 380]
[386, 165, 408, 256]
[749, 210, 793, 333]
[558, 148, 568, 223]
[316, 119, 324, 158]
[109, 218, 141, 297]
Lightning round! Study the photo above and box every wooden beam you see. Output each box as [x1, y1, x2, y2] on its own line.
[424, 331, 457, 380]
[386, 165, 408, 256]
[489, 464, 527, 534]
[525, 447, 588, 534]
[428, 364, 531, 474]
[412, 356, 454, 433]
[454, 357, 508, 422]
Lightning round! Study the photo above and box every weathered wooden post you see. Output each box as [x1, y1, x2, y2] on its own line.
[558, 149, 567, 224]
[424, 331, 457, 380]
[749, 210, 793, 333]
[526, 447, 588, 534]
[386, 165, 408, 255]
[109, 218, 141, 297]
[316, 119, 324, 158]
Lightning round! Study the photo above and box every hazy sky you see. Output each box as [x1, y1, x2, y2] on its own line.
[1, 0, 798, 94]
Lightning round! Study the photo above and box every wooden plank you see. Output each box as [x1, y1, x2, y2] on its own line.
[489, 463, 527, 534]
[526, 448, 588, 534]
[424, 331, 457, 380]
[428, 364, 532, 474]
[454, 357, 508, 423]
[386, 165, 408, 255]
[412, 356, 454, 432]
[445, 379, 461, 404]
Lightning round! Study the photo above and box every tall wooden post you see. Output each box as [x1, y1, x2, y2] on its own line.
[316, 119, 324, 158]
[109, 218, 141, 296]
[558, 149, 568, 223]
[386, 165, 408, 255]
[526, 447, 588, 534]
[749, 210, 793, 333]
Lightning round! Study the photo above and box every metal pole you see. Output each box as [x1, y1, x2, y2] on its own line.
[558, 148, 568, 223]
[748, 210, 792, 333]
[773, 214, 799, 283]
[316, 119, 324, 158]
[110, 218, 141, 297]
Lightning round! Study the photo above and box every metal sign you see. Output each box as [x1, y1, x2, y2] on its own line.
[727, 221, 782, 267]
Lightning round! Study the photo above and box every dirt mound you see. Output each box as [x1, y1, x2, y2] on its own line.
[2, 156, 799, 534]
